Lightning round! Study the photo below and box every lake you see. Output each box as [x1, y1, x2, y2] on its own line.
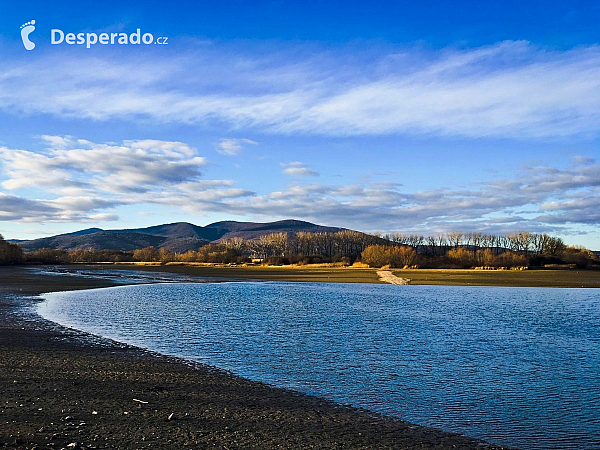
[38, 282, 600, 449]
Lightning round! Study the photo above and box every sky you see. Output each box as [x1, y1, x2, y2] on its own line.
[0, 0, 599, 249]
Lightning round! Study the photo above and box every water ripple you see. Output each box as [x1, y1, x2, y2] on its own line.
[38, 282, 600, 450]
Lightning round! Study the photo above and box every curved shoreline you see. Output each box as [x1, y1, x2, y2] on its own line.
[0, 266, 510, 449]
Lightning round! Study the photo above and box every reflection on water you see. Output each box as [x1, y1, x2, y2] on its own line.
[39, 282, 600, 449]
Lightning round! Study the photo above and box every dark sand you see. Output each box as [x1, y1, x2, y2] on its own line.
[0, 266, 510, 449]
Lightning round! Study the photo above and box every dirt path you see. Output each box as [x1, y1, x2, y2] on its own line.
[377, 270, 411, 285]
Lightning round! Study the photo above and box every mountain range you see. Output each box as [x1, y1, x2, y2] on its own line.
[15, 220, 347, 253]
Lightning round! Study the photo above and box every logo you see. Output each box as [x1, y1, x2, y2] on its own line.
[20, 20, 36, 50]
[19, 20, 168, 50]
[51, 28, 168, 48]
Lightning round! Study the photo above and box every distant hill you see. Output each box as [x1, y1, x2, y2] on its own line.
[17, 220, 348, 252]
[204, 219, 343, 241]
[18, 231, 168, 252]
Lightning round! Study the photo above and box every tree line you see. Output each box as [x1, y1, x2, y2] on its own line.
[7, 230, 597, 269]
[0, 235, 25, 265]
[19, 230, 381, 265]
[364, 231, 596, 269]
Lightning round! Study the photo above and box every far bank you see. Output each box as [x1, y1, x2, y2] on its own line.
[57, 263, 600, 288]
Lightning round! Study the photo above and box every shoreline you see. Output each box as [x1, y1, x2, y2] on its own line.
[78, 262, 599, 288]
[0, 266, 511, 449]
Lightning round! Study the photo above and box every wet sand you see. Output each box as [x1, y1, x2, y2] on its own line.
[0, 266, 509, 449]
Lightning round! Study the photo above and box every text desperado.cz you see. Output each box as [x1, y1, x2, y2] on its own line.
[51, 29, 168, 48]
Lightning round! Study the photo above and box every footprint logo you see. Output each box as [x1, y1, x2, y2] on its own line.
[20, 20, 36, 50]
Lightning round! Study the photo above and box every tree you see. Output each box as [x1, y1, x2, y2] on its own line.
[447, 231, 463, 249]
[360, 245, 388, 268]
[222, 237, 246, 254]
[506, 232, 533, 253]
[361, 245, 416, 268]
[447, 247, 476, 268]
[0, 235, 24, 264]
[542, 235, 566, 257]
[436, 233, 447, 251]
[476, 248, 496, 267]
[407, 234, 424, 249]
[471, 232, 483, 249]
[177, 250, 199, 262]
[133, 246, 160, 262]
[426, 235, 438, 256]
[495, 251, 528, 268]
[392, 246, 417, 267]
[68, 247, 96, 262]
[562, 246, 596, 268]
[159, 248, 175, 264]
[25, 248, 67, 264]
[389, 233, 408, 245]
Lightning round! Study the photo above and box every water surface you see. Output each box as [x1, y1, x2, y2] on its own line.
[38, 282, 600, 449]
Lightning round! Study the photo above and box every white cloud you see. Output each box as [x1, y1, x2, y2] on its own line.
[1, 136, 599, 240]
[2, 42, 600, 138]
[215, 138, 258, 156]
[572, 155, 597, 166]
[0, 193, 59, 222]
[0, 139, 207, 195]
[0, 137, 250, 223]
[88, 213, 120, 222]
[281, 161, 319, 177]
[217, 159, 600, 234]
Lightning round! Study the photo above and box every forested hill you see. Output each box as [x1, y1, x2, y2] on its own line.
[15, 220, 347, 252]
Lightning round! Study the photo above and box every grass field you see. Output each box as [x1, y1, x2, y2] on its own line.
[391, 268, 600, 288]
[115, 263, 381, 283]
[106, 263, 600, 288]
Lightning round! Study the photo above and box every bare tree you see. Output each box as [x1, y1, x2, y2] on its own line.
[507, 232, 534, 253]
[436, 233, 447, 252]
[471, 232, 483, 250]
[407, 234, 424, 250]
[222, 237, 246, 254]
[426, 235, 438, 256]
[447, 231, 463, 249]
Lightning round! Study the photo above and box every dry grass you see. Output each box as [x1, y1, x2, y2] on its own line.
[103, 264, 600, 287]
[391, 268, 600, 288]
[112, 263, 380, 283]
[128, 261, 163, 266]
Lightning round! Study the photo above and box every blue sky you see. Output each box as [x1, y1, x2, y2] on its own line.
[0, 1, 599, 249]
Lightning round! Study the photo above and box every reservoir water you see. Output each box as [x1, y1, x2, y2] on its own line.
[38, 282, 600, 449]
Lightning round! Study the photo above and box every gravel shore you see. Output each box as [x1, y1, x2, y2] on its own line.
[0, 266, 509, 449]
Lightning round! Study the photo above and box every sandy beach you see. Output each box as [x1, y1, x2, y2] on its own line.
[0, 265, 511, 449]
